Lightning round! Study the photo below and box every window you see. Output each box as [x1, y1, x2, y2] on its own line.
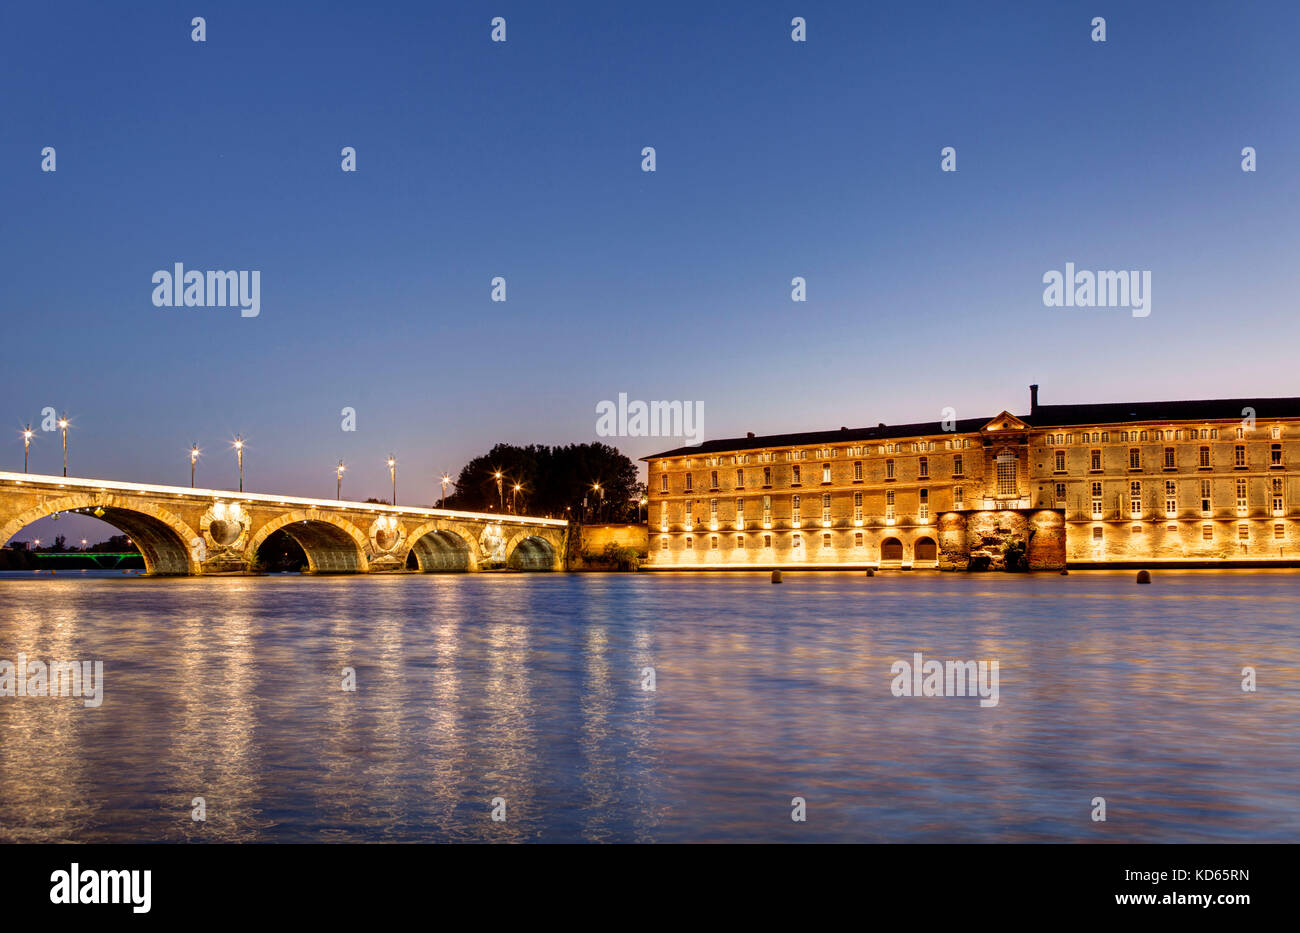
[660, 474, 668, 492]
[1129, 448, 1141, 470]
[886, 459, 896, 480]
[736, 535, 744, 548]
[954, 486, 964, 510]
[1272, 425, 1282, 439]
[736, 468, 744, 488]
[822, 533, 832, 548]
[763, 534, 772, 548]
[853, 460, 863, 482]
[1272, 477, 1284, 514]
[660, 502, 669, 530]
[1203, 524, 1213, 541]
[996, 449, 1017, 496]
[710, 535, 718, 549]
[710, 498, 718, 524]
[822, 463, 832, 484]
[1092, 526, 1103, 541]
[953, 454, 964, 476]
[919, 457, 929, 478]
[791, 495, 801, 525]
[685, 473, 693, 491]
[1238, 524, 1249, 542]
[1237, 478, 1248, 515]
[821, 493, 831, 524]
[886, 490, 896, 522]
[763, 495, 772, 525]
[918, 489, 929, 522]
[710, 470, 718, 489]
[792, 534, 801, 548]
[1201, 479, 1211, 513]
[736, 498, 745, 527]
[1054, 482, 1066, 504]
[853, 491, 863, 522]
[685, 500, 694, 526]
[1199, 446, 1210, 468]
[1236, 427, 1245, 440]
[661, 536, 668, 549]
[1274, 523, 1284, 540]
[1165, 480, 1177, 516]
[1271, 444, 1283, 467]
[854, 532, 864, 547]
[1130, 480, 1142, 517]
[791, 465, 801, 486]
[1090, 449, 1101, 471]
[763, 466, 772, 487]
[1091, 482, 1103, 518]
[1054, 450, 1065, 472]
[1235, 445, 1247, 468]
[1163, 447, 1175, 469]
[686, 536, 693, 549]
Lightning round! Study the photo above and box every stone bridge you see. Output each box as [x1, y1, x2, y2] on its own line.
[0, 472, 569, 576]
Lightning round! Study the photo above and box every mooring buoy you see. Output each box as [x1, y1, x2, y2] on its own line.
[1136, 570, 1151, 584]
[771, 570, 782, 584]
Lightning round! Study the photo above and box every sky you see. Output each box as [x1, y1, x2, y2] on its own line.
[4, 1, 1300, 541]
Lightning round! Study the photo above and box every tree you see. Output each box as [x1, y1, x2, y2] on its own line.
[444, 442, 639, 520]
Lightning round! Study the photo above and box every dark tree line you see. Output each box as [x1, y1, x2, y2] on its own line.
[443, 442, 645, 522]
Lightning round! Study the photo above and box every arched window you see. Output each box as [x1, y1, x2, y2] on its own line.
[996, 448, 1018, 497]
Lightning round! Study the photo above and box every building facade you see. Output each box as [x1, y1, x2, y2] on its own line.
[642, 386, 1300, 570]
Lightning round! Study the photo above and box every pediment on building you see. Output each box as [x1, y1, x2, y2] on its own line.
[980, 411, 1031, 433]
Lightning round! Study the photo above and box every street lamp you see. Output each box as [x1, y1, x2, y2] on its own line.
[494, 471, 504, 512]
[440, 473, 451, 508]
[58, 413, 69, 476]
[233, 436, 244, 492]
[512, 482, 522, 514]
[592, 482, 603, 522]
[337, 460, 346, 500]
[190, 444, 200, 487]
[387, 454, 397, 506]
[22, 425, 33, 473]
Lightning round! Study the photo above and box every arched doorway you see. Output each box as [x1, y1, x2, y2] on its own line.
[914, 536, 938, 563]
[880, 537, 903, 562]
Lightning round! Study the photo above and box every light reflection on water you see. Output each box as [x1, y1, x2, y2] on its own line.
[0, 569, 1296, 842]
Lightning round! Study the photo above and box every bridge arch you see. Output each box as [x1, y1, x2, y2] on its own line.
[0, 493, 198, 576]
[504, 532, 558, 571]
[244, 510, 370, 574]
[405, 522, 476, 572]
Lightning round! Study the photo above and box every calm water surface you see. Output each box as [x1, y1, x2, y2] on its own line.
[0, 570, 1296, 843]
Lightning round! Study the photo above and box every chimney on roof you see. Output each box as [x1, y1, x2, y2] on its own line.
[877, 423, 886, 428]
[746, 432, 755, 438]
[1029, 384, 1039, 415]
[840, 426, 847, 432]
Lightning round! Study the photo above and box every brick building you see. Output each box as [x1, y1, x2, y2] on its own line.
[642, 386, 1300, 570]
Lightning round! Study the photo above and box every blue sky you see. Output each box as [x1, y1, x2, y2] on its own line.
[4, 0, 1300, 534]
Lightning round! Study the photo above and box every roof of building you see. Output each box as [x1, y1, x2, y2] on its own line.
[642, 396, 1300, 460]
[1028, 397, 1300, 428]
